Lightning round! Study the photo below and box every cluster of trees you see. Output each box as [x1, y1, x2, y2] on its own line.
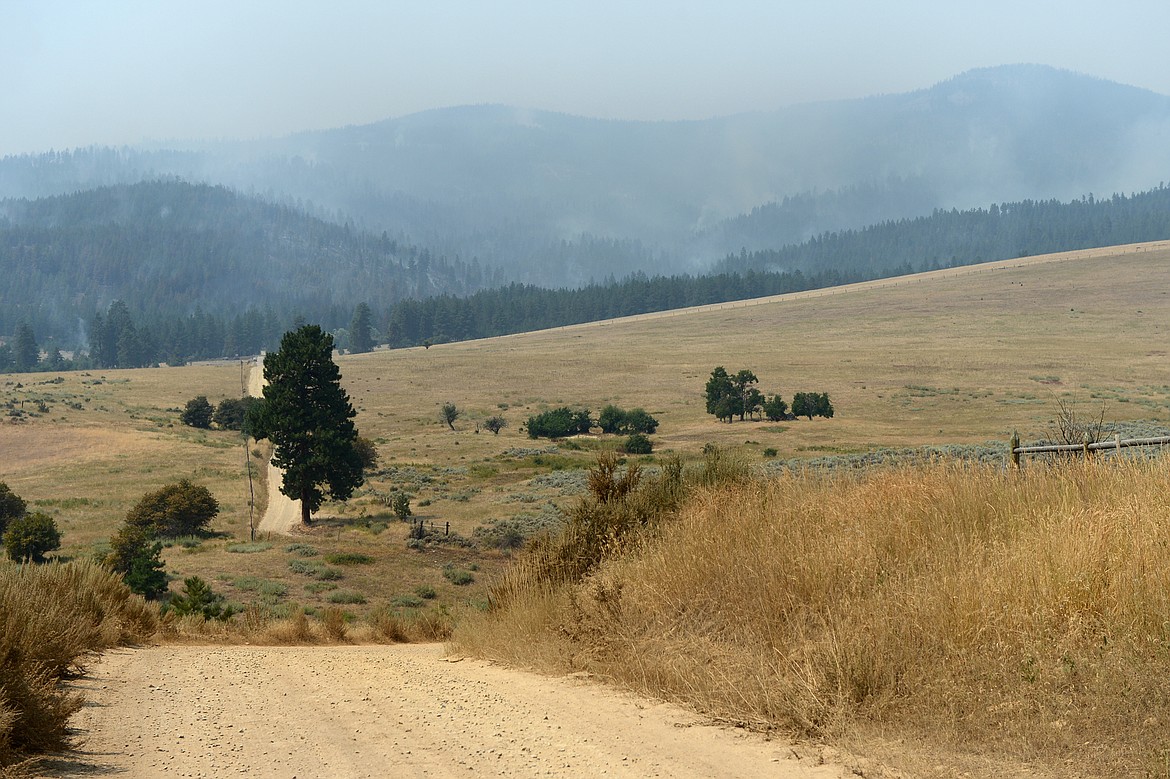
[8, 181, 1170, 368]
[525, 407, 594, 439]
[180, 395, 260, 432]
[791, 392, 835, 420]
[524, 405, 659, 453]
[0, 322, 72, 373]
[705, 367, 833, 423]
[106, 480, 220, 598]
[597, 405, 659, 435]
[0, 298, 385, 375]
[369, 183, 1170, 351]
[380, 268, 858, 349]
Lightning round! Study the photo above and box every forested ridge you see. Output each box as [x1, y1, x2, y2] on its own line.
[1, 179, 1168, 368]
[381, 185, 1170, 347]
[716, 186, 1170, 274]
[0, 180, 498, 358]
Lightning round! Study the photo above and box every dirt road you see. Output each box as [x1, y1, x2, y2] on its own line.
[248, 357, 303, 534]
[54, 644, 848, 778]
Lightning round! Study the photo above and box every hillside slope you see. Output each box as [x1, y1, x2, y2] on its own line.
[0, 180, 496, 347]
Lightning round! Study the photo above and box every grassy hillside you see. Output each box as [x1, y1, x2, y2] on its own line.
[2, 242, 1166, 621]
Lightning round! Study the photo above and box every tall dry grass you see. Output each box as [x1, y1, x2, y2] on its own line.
[158, 603, 455, 645]
[0, 560, 157, 776]
[455, 457, 1170, 776]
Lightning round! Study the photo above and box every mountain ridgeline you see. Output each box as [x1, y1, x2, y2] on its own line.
[2, 65, 1169, 286]
[2, 64, 1170, 365]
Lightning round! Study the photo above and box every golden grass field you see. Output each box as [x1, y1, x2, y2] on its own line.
[1, 243, 1168, 624]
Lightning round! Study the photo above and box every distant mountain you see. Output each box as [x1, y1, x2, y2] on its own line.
[1, 64, 1168, 286]
[0, 181, 498, 347]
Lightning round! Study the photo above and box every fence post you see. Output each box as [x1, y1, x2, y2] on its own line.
[1010, 431, 1020, 468]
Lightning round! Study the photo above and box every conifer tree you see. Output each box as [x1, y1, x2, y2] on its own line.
[349, 303, 374, 353]
[248, 325, 364, 525]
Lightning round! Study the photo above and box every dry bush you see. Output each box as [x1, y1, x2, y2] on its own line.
[159, 601, 454, 646]
[365, 610, 410, 643]
[486, 453, 687, 612]
[321, 608, 349, 642]
[408, 607, 454, 641]
[263, 609, 317, 644]
[0, 560, 157, 771]
[459, 457, 1170, 776]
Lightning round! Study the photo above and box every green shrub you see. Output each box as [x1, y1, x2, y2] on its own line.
[414, 584, 437, 599]
[525, 407, 592, 439]
[442, 566, 475, 586]
[284, 543, 319, 556]
[391, 594, 425, 608]
[291, 559, 345, 581]
[233, 577, 288, 597]
[328, 590, 367, 605]
[213, 396, 260, 433]
[126, 480, 219, 538]
[288, 559, 317, 575]
[106, 525, 168, 599]
[622, 433, 653, 455]
[166, 576, 236, 621]
[304, 581, 338, 593]
[180, 396, 213, 428]
[0, 482, 27, 536]
[325, 552, 374, 565]
[226, 542, 272, 554]
[3, 512, 61, 563]
[353, 436, 379, 472]
[391, 493, 412, 521]
[599, 405, 659, 435]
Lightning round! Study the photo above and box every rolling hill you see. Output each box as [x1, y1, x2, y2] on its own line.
[2, 65, 1168, 285]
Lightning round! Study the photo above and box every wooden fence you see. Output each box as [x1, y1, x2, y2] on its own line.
[1009, 432, 1170, 467]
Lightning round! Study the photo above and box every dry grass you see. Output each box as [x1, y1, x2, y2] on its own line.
[158, 602, 454, 645]
[457, 457, 1170, 776]
[2, 246, 1167, 627]
[0, 560, 157, 774]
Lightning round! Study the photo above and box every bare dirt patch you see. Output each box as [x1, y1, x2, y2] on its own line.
[248, 357, 303, 534]
[52, 644, 849, 778]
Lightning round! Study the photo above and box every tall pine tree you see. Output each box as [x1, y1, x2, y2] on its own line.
[248, 325, 364, 525]
[349, 302, 374, 353]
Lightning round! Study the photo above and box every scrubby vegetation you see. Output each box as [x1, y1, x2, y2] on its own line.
[456, 454, 1170, 776]
[0, 560, 157, 776]
[525, 407, 593, 439]
[2, 512, 60, 563]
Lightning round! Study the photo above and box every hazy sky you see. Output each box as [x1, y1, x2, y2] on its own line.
[3, 0, 1169, 156]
